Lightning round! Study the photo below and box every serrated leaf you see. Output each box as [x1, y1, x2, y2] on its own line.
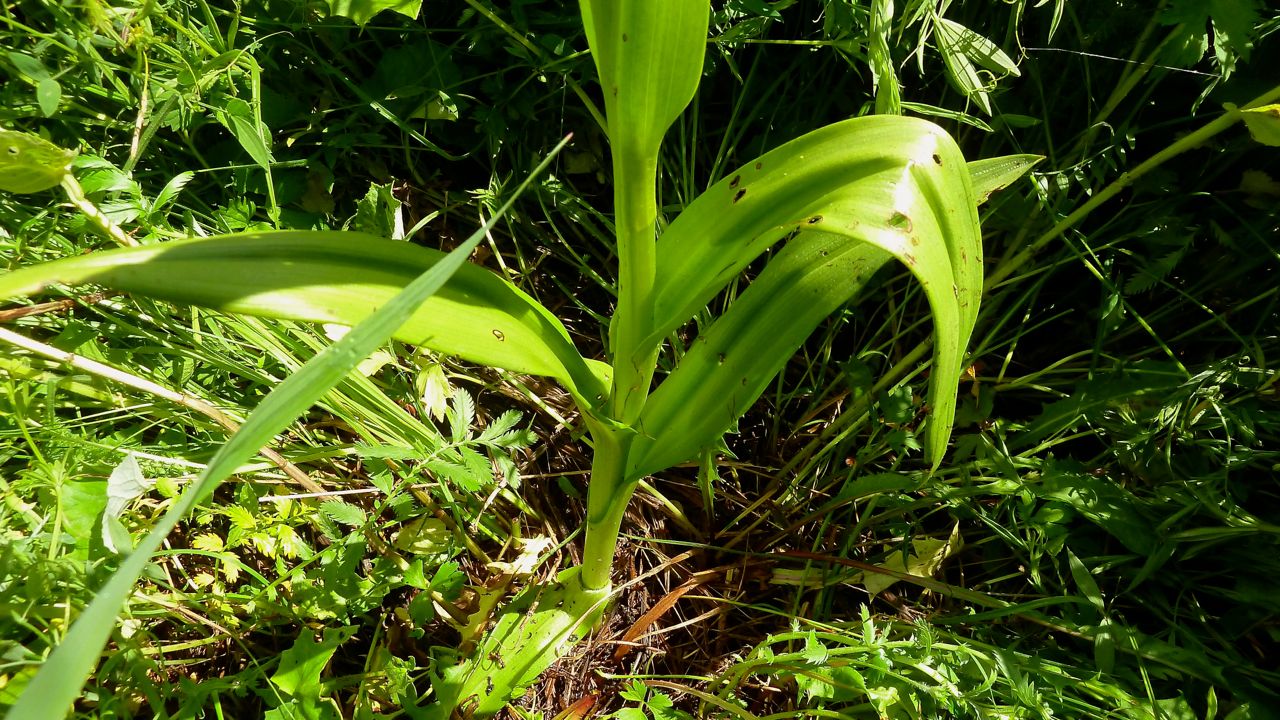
[0, 129, 74, 194]
[319, 500, 366, 527]
[449, 389, 475, 443]
[192, 533, 225, 552]
[478, 409, 522, 443]
[425, 458, 484, 493]
[150, 171, 195, 215]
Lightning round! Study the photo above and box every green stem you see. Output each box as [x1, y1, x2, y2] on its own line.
[61, 175, 137, 248]
[607, 147, 661, 423]
[579, 422, 636, 590]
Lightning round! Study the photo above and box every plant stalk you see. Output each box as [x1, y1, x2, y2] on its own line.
[607, 146, 661, 425]
[579, 423, 636, 590]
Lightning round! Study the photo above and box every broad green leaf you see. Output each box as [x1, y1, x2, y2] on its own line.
[630, 233, 893, 478]
[967, 154, 1042, 203]
[5, 139, 567, 720]
[7, 51, 50, 80]
[579, 0, 710, 419]
[36, 78, 61, 117]
[633, 116, 983, 472]
[579, 0, 709, 163]
[0, 129, 75, 194]
[325, 0, 422, 26]
[267, 627, 355, 720]
[0, 232, 609, 407]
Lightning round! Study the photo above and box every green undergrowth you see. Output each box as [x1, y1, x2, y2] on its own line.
[2, 0, 1279, 718]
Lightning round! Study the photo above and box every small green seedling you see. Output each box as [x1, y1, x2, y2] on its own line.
[0, 2, 1039, 718]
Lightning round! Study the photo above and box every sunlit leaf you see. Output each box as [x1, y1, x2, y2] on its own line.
[0, 232, 608, 407]
[1241, 103, 1280, 146]
[0, 129, 74, 194]
[631, 116, 983, 474]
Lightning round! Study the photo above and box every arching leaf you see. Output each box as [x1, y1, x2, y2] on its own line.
[631, 116, 983, 473]
[0, 232, 609, 407]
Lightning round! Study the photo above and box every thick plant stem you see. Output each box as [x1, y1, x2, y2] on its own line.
[579, 424, 636, 590]
[607, 147, 661, 424]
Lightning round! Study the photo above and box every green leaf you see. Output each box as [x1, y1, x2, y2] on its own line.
[967, 154, 1042, 204]
[0, 231, 609, 408]
[352, 181, 402, 239]
[579, 0, 711, 419]
[1241, 104, 1280, 147]
[0, 129, 74, 194]
[325, 0, 422, 26]
[1011, 361, 1184, 452]
[35, 78, 61, 117]
[7, 52, 50, 80]
[579, 0, 709, 163]
[318, 500, 366, 527]
[1038, 460, 1157, 556]
[936, 18, 1003, 114]
[217, 97, 273, 171]
[632, 116, 983, 475]
[5, 137, 569, 720]
[150, 171, 195, 215]
[268, 627, 355, 720]
[936, 18, 1021, 78]
[630, 235, 892, 478]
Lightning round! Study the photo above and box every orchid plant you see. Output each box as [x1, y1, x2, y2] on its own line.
[0, 2, 1039, 717]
